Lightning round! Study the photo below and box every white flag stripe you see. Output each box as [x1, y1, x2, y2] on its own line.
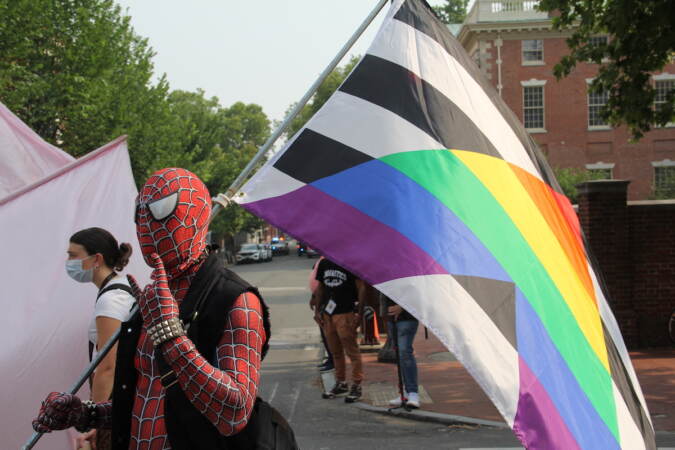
[236, 165, 305, 204]
[367, 18, 541, 178]
[590, 267, 651, 421]
[375, 274, 519, 426]
[613, 383, 647, 450]
[309, 91, 446, 158]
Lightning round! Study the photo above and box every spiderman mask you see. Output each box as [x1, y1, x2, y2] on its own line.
[135, 168, 211, 279]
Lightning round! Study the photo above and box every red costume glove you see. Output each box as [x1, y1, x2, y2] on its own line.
[129, 253, 179, 330]
[32, 392, 90, 433]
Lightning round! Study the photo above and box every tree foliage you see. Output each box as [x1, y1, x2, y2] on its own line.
[538, 0, 675, 139]
[0, 0, 175, 180]
[163, 90, 270, 237]
[554, 167, 608, 203]
[0, 0, 272, 239]
[432, 0, 469, 24]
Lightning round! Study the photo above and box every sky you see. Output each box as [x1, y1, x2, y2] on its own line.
[114, 1, 447, 123]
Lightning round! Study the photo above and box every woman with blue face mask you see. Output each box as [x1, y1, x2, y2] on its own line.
[66, 227, 135, 450]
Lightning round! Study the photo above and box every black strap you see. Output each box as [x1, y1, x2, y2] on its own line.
[157, 275, 221, 390]
[90, 283, 134, 361]
[97, 283, 133, 301]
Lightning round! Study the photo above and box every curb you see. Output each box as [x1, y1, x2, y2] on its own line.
[352, 401, 509, 429]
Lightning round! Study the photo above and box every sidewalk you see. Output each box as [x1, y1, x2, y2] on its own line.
[352, 328, 675, 432]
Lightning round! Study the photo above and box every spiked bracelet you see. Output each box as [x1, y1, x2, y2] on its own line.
[147, 318, 186, 347]
[74, 400, 97, 432]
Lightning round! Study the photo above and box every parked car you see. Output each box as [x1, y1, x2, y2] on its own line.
[305, 246, 319, 258]
[271, 240, 289, 255]
[261, 243, 273, 262]
[236, 243, 265, 264]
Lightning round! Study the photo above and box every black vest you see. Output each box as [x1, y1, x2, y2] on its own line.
[111, 254, 271, 450]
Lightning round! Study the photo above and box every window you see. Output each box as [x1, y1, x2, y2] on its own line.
[588, 36, 608, 48]
[588, 88, 610, 128]
[522, 39, 543, 64]
[472, 50, 481, 68]
[586, 162, 614, 179]
[654, 79, 674, 113]
[589, 168, 612, 179]
[523, 85, 545, 129]
[653, 161, 675, 197]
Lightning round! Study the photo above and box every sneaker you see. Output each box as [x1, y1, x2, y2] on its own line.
[322, 381, 348, 399]
[406, 392, 420, 409]
[388, 392, 420, 409]
[344, 383, 362, 403]
[318, 361, 334, 372]
[388, 395, 406, 407]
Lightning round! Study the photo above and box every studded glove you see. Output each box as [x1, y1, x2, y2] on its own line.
[128, 253, 184, 346]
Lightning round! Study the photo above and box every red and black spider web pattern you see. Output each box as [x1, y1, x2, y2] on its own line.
[129, 282, 265, 449]
[135, 168, 211, 280]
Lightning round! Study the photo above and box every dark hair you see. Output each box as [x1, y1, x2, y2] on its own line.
[70, 227, 132, 272]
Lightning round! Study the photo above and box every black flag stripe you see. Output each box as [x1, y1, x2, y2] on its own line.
[273, 129, 373, 184]
[339, 54, 502, 159]
[393, 0, 559, 188]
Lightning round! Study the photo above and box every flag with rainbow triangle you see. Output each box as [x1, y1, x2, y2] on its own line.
[235, 1, 655, 448]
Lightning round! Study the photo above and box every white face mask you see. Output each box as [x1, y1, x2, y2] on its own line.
[65, 255, 95, 283]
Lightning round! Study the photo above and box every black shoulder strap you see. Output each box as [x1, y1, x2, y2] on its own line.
[97, 283, 134, 301]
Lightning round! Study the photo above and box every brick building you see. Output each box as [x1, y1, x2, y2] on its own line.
[457, 0, 675, 200]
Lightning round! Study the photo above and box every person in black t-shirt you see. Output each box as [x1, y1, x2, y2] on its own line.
[313, 258, 364, 403]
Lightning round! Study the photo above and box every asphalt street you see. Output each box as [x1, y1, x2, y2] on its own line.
[230, 252, 526, 450]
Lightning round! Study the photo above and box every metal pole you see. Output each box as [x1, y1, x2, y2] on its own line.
[211, 0, 389, 218]
[22, 306, 139, 450]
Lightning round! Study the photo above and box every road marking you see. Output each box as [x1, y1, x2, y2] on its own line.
[287, 383, 302, 424]
[268, 382, 279, 404]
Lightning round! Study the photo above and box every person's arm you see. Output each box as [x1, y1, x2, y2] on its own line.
[91, 317, 121, 402]
[313, 283, 326, 326]
[159, 292, 265, 436]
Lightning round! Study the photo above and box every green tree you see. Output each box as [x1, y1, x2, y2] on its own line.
[554, 167, 608, 203]
[161, 90, 271, 240]
[432, 0, 469, 24]
[0, 0, 272, 237]
[284, 56, 361, 139]
[538, 0, 675, 139]
[0, 0, 176, 182]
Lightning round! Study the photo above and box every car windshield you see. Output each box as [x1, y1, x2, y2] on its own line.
[241, 244, 258, 251]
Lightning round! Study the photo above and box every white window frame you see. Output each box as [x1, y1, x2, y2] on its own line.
[653, 73, 675, 128]
[652, 159, 675, 195]
[585, 161, 614, 179]
[522, 39, 544, 66]
[521, 79, 546, 132]
[586, 79, 612, 130]
[588, 35, 610, 63]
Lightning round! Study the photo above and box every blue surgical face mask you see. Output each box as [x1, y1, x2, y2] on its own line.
[65, 255, 95, 283]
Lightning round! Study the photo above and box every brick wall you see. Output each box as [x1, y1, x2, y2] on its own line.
[469, 32, 675, 200]
[578, 180, 675, 347]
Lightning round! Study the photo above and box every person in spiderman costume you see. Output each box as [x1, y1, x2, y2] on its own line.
[32, 168, 274, 449]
